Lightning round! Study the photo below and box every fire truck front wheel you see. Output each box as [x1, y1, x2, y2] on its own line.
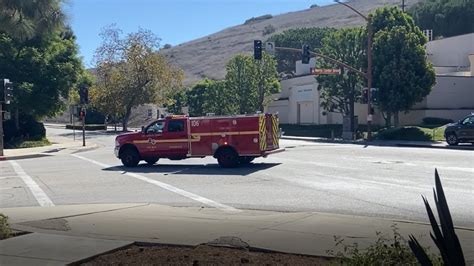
[216, 147, 239, 168]
[120, 147, 140, 167]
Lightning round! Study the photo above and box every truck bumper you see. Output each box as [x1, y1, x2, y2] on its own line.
[262, 148, 285, 157]
[114, 146, 120, 158]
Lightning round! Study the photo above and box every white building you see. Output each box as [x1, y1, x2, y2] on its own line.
[268, 58, 370, 125]
[267, 33, 474, 126]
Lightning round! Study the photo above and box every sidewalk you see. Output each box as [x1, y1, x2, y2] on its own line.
[281, 135, 474, 150]
[0, 128, 99, 161]
[0, 204, 473, 264]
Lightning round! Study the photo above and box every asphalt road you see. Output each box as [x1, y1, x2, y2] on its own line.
[1, 125, 473, 228]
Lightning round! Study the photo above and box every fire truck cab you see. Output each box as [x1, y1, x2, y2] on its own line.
[114, 113, 283, 168]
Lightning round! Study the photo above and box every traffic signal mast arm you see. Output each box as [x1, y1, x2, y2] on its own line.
[274, 46, 367, 79]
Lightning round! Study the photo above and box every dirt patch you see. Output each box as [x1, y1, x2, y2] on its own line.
[82, 244, 332, 265]
[19, 218, 70, 231]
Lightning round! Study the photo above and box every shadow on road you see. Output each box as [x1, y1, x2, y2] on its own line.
[102, 162, 280, 176]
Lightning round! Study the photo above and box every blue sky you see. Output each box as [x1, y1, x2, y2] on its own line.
[64, 0, 334, 67]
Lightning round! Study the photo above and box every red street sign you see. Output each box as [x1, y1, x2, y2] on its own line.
[311, 68, 341, 75]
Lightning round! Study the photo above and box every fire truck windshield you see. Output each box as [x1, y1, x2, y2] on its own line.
[146, 120, 165, 134]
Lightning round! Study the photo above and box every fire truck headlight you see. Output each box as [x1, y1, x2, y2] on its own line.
[253, 138, 258, 143]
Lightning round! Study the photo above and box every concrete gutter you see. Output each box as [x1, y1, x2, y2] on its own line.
[281, 136, 474, 150]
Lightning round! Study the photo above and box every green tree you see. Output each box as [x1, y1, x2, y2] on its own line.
[90, 63, 125, 130]
[165, 89, 187, 115]
[266, 27, 334, 74]
[315, 27, 366, 116]
[0, 27, 83, 119]
[167, 79, 235, 117]
[409, 0, 474, 38]
[371, 7, 436, 127]
[255, 53, 280, 112]
[225, 53, 280, 114]
[225, 54, 256, 114]
[0, 0, 65, 42]
[93, 26, 184, 131]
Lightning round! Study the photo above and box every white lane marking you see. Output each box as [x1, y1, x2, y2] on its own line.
[8, 160, 55, 207]
[71, 154, 240, 213]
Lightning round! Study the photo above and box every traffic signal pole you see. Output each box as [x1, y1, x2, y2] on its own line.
[255, 24, 374, 140]
[82, 107, 86, 147]
[0, 102, 3, 157]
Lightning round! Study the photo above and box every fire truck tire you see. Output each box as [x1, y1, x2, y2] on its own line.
[217, 148, 239, 168]
[238, 156, 255, 165]
[121, 147, 140, 167]
[145, 158, 159, 165]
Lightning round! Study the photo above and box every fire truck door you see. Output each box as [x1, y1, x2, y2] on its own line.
[140, 120, 165, 157]
[161, 119, 189, 157]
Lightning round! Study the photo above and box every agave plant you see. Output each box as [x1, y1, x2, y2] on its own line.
[408, 169, 465, 266]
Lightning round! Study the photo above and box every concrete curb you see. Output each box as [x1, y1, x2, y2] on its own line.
[0, 143, 100, 161]
[395, 143, 474, 150]
[281, 136, 474, 150]
[0, 153, 53, 161]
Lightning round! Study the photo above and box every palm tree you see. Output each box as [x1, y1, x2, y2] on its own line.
[0, 0, 64, 41]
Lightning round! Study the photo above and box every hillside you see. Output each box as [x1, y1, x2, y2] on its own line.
[162, 0, 420, 85]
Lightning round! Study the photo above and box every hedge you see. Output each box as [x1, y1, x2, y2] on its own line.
[66, 124, 106, 131]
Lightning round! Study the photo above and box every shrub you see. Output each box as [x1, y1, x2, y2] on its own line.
[422, 117, 454, 126]
[0, 214, 12, 240]
[5, 137, 51, 149]
[244, 14, 273, 25]
[263, 25, 276, 35]
[310, 4, 319, 8]
[376, 127, 432, 141]
[66, 124, 106, 131]
[163, 44, 172, 49]
[3, 115, 46, 143]
[328, 225, 441, 265]
[85, 108, 106, 124]
[280, 124, 342, 138]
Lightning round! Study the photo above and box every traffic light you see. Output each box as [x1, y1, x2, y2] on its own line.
[370, 88, 378, 104]
[362, 88, 369, 104]
[3, 79, 13, 104]
[302, 44, 310, 64]
[254, 40, 262, 60]
[79, 85, 89, 105]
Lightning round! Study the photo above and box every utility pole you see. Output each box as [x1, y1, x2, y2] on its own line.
[401, 0, 406, 12]
[367, 17, 373, 140]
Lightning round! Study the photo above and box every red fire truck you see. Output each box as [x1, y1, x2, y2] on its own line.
[114, 113, 283, 168]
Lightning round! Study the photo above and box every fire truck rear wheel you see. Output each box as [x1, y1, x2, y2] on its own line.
[217, 148, 239, 168]
[145, 158, 159, 165]
[121, 148, 140, 167]
[238, 156, 255, 165]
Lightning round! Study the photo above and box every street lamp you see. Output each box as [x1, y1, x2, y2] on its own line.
[334, 0, 373, 140]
